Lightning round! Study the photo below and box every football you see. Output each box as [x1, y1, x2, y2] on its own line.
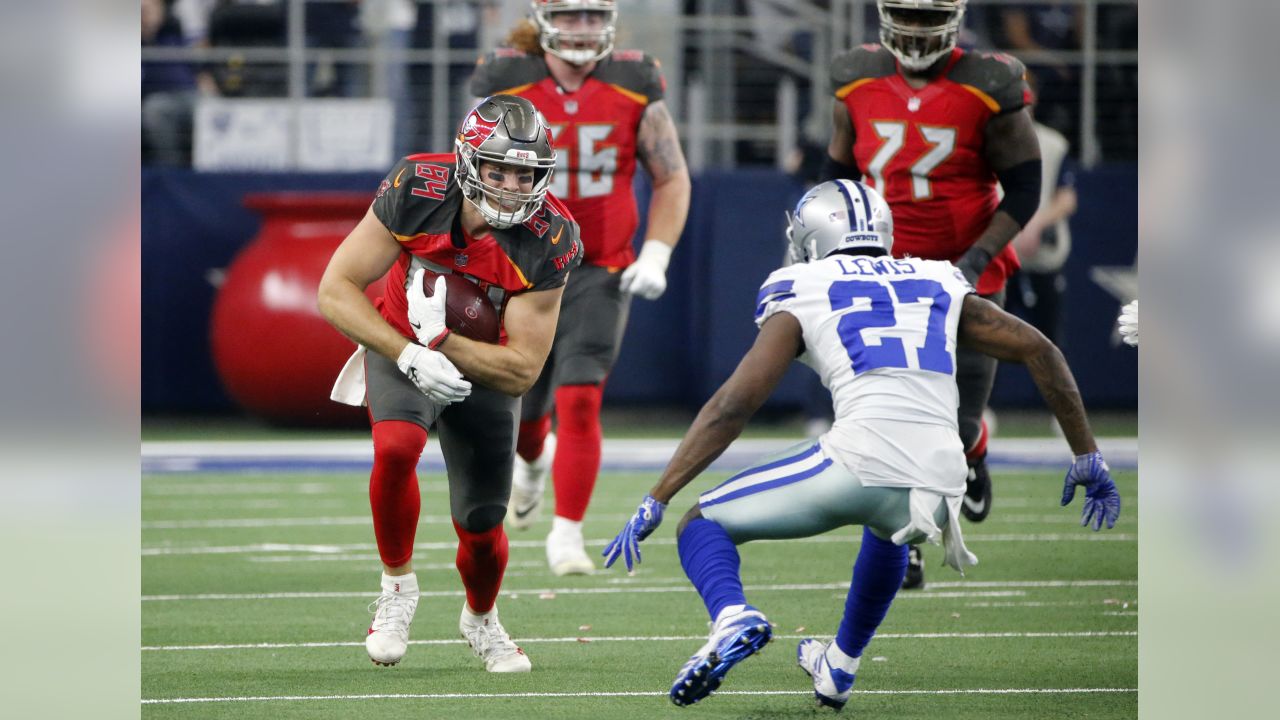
[420, 270, 500, 344]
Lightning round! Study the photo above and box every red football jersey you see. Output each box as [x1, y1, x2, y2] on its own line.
[370, 153, 582, 344]
[832, 46, 1032, 295]
[469, 49, 666, 269]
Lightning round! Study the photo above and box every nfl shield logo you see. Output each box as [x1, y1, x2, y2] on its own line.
[907, 97, 921, 112]
[456, 254, 469, 267]
[564, 99, 579, 115]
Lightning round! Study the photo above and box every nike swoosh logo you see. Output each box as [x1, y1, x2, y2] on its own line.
[512, 503, 537, 519]
[550, 226, 563, 245]
[409, 321, 422, 330]
[962, 495, 987, 514]
[393, 168, 406, 187]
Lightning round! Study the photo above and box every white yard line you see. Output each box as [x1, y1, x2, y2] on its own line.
[142, 578, 1134, 602]
[143, 533, 1136, 557]
[143, 512, 1132, 530]
[142, 588, 1031, 602]
[143, 630, 1137, 652]
[142, 687, 1137, 704]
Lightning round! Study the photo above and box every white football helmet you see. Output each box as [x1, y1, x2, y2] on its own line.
[531, 0, 617, 65]
[877, 0, 967, 72]
[455, 95, 558, 229]
[786, 180, 894, 263]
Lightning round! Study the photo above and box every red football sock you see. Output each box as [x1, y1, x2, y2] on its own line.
[369, 420, 427, 568]
[453, 520, 509, 614]
[551, 383, 604, 522]
[966, 417, 990, 462]
[516, 413, 552, 463]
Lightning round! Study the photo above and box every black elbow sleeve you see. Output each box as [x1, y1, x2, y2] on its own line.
[995, 159, 1042, 228]
[820, 155, 863, 183]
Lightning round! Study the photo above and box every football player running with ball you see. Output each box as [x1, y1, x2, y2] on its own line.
[467, 0, 691, 576]
[603, 181, 1120, 710]
[824, 0, 1043, 588]
[318, 95, 583, 673]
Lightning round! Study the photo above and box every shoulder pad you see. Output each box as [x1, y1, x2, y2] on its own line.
[523, 197, 581, 291]
[594, 51, 665, 104]
[948, 50, 1032, 114]
[468, 50, 548, 98]
[830, 45, 896, 98]
[371, 155, 458, 239]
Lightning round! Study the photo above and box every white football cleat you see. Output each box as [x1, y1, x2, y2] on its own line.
[508, 433, 554, 530]
[546, 518, 595, 576]
[796, 638, 860, 711]
[366, 575, 419, 666]
[459, 603, 532, 673]
[670, 605, 772, 706]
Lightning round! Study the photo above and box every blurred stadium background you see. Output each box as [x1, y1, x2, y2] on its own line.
[141, 0, 1137, 433]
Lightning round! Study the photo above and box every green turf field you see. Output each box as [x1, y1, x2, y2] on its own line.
[142, 463, 1137, 718]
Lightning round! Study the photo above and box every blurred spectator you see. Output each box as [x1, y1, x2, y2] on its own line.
[1096, 2, 1138, 160]
[407, 0, 485, 152]
[206, 1, 287, 97]
[997, 3, 1081, 148]
[358, 0, 417, 157]
[306, 0, 360, 97]
[142, 0, 198, 165]
[1008, 82, 1079, 346]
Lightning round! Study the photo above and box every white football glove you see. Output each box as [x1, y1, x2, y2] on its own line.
[1117, 300, 1138, 347]
[407, 269, 450, 348]
[396, 343, 471, 405]
[619, 239, 672, 301]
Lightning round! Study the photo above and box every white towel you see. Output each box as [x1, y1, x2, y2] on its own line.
[330, 346, 368, 407]
[890, 488, 979, 575]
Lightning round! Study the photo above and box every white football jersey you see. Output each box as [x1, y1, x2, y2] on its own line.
[755, 254, 975, 490]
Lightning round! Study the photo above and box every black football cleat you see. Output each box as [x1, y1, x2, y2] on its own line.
[961, 455, 993, 523]
[902, 545, 925, 590]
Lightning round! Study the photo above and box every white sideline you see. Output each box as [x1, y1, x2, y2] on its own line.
[142, 688, 1138, 704]
[141, 436, 1139, 472]
[142, 578, 1134, 602]
[143, 630, 1137, 652]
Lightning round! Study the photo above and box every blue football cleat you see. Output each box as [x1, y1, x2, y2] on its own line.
[796, 638, 860, 711]
[669, 606, 772, 707]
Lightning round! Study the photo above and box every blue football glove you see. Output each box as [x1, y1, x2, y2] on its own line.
[1060, 451, 1121, 531]
[602, 494, 666, 572]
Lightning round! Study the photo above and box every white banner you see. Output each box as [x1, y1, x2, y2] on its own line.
[194, 99, 393, 171]
[194, 99, 291, 171]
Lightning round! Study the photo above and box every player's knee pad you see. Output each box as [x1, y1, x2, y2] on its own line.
[453, 515, 506, 549]
[455, 505, 507, 536]
[372, 420, 428, 471]
[555, 384, 603, 432]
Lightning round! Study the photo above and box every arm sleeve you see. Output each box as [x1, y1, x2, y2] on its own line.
[995, 158, 1043, 227]
[820, 155, 863, 183]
